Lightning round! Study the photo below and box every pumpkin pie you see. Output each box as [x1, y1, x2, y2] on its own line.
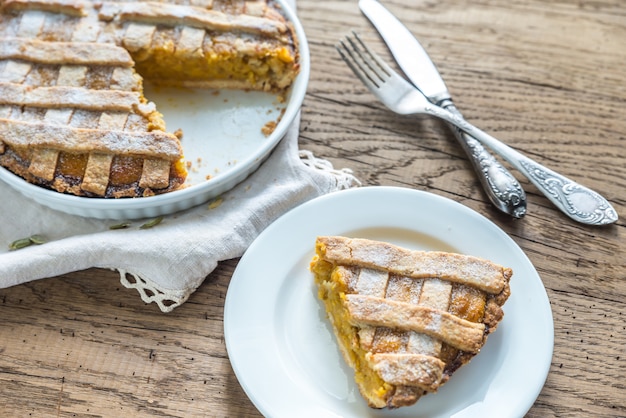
[0, 0, 299, 198]
[310, 236, 512, 408]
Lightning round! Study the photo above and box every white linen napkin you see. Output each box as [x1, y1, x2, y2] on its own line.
[0, 118, 360, 312]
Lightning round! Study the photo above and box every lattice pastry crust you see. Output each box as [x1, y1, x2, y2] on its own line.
[311, 236, 512, 409]
[0, 0, 299, 197]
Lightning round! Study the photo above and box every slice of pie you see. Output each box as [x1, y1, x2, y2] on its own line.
[310, 236, 512, 409]
[0, 0, 299, 198]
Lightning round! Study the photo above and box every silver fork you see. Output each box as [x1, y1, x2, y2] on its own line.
[336, 32, 617, 226]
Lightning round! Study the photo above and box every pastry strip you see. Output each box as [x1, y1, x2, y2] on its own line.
[56, 66, 88, 87]
[0, 37, 134, 67]
[0, 83, 141, 112]
[28, 148, 58, 180]
[16, 9, 45, 38]
[368, 353, 445, 391]
[175, 27, 206, 59]
[189, 0, 214, 8]
[0, 119, 182, 160]
[121, 23, 156, 53]
[27, 108, 74, 180]
[244, 1, 266, 17]
[0, 106, 11, 119]
[406, 278, 451, 355]
[80, 112, 128, 195]
[80, 153, 113, 195]
[0, 60, 32, 84]
[355, 267, 388, 350]
[110, 68, 141, 91]
[317, 236, 508, 294]
[70, 16, 101, 42]
[1, 0, 87, 16]
[98, 1, 287, 37]
[139, 159, 171, 189]
[345, 294, 485, 352]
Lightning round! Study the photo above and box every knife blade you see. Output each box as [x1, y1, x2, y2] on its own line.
[359, 0, 527, 218]
[358, 0, 450, 104]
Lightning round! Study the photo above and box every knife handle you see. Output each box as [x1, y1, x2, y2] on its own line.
[443, 102, 527, 218]
[429, 103, 618, 225]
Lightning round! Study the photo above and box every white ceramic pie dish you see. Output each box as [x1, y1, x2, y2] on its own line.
[0, 0, 309, 220]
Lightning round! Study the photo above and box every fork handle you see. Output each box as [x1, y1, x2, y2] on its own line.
[443, 102, 527, 218]
[428, 106, 618, 225]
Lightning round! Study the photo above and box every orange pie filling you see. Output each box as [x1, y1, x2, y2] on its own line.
[312, 258, 394, 408]
[311, 236, 512, 409]
[132, 32, 297, 93]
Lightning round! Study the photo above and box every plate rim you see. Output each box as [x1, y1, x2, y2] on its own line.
[224, 186, 554, 418]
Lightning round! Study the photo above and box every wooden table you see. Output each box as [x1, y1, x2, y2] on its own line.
[1, 0, 624, 416]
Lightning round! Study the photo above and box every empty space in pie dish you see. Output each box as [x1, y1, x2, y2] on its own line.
[142, 85, 290, 187]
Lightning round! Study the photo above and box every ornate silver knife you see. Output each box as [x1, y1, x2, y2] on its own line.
[359, 0, 527, 218]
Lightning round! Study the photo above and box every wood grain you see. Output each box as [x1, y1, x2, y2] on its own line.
[1, 0, 625, 417]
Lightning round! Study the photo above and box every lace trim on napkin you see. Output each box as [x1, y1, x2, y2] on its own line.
[299, 149, 361, 189]
[116, 151, 360, 313]
[119, 269, 191, 312]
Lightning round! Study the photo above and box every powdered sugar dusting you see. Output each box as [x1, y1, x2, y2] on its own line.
[407, 332, 439, 356]
[419, 278, 452, 310]
[356, 267, 388, 297]
[352, 240, 396, 268]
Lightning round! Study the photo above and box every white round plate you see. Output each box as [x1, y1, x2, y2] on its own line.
[0, 0, 309, 220]
[224, 186, 554, 418]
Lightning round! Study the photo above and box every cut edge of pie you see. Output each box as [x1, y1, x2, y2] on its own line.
[0, 0, 300, 198]
[310, 236, 512, 409]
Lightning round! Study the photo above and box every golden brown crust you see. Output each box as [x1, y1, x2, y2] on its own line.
[1, 0, 87, 16]
[312, 236, 512, 409]
[0, 38, 134, 67]
[319, 236, 510, 294]
[346, 294, 486, 352]
[368, 352, 444, 391]
[81, 153, 113, 195]
[99, 1, 288, 37]
[0, 0, 299, 198]
[0, 119, 182, 160]
[0, 83, 142, 112]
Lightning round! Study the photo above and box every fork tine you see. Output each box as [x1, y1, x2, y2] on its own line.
[342, 33, 382, 87]
[336, 32, 386, 88]
[336, 36, 378, 90]
[348, 32, 394, 81]
[337, 31, 430, 116]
